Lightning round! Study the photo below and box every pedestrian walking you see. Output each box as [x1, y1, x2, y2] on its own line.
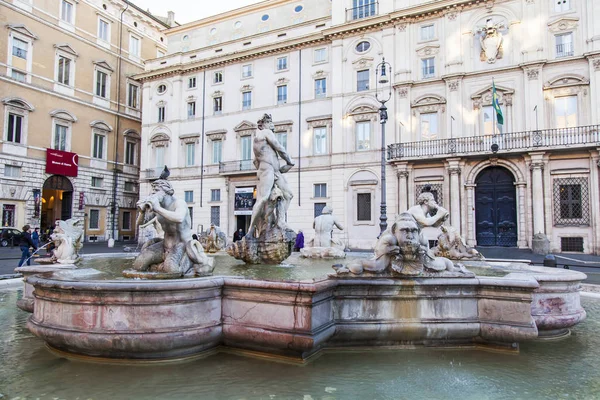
[294, 230, 304, 252]
[32, 227, 40, 248]
[18, 225, 37, 267]
[233, 228, 245, 242]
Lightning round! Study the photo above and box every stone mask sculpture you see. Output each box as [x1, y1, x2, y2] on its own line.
[333, 213, 473, 277]
[124, 169, 214, 278]
[50, 218, 83, 264]
[227, 114, 297, 264]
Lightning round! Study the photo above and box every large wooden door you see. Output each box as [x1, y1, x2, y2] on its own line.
[475, 167, 517, 247]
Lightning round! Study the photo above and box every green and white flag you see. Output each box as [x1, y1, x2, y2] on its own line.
[492, 80, 504, 125]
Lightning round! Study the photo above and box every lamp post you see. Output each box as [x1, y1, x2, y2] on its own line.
[375, 57, 392, 236]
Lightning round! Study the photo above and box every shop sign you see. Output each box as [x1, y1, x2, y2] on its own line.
[45, 148, 79, 177]
[234, 187, 256, 216]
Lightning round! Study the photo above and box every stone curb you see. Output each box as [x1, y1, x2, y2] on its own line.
[0, 278, 22, 288]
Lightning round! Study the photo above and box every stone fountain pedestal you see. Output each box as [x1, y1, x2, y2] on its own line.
[14, 264, 77, 312]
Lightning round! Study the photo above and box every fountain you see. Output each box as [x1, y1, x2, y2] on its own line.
[16, 115, 587, 363]
[300, 206, 346, 259]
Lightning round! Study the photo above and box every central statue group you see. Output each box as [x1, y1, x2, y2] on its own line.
[227, 113, 298, 264]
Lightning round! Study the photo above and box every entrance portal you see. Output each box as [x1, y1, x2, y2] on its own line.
[475, 166, 517, 247]
[41, 175, 73, 231]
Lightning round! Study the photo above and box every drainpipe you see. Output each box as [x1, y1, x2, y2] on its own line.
[297, 49, 302, 207]
[200, 70, 206, 207]
[111, 1, 129, 240]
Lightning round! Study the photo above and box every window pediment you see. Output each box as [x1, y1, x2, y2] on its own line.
[150, 133, 170, 143]
[206, 129, 227, 141]
[240, 84, 254, 92]
[471, 85, 513, 108]
[416, 44, 440, 57]
[275, 77, 289, 85]
[548, 17, 579, 33]
[179, 133, 200, 145]
[90, 120, 112, 132]
[49, 109, 77, 122]
[234, 120, 256, 134]
[211, 90, 223, 98]
[349, 105, 378, 122]
[352, 57, 374, 69]
[54, 43, 78, 57]
[2, 97, 34, 111]
[7, 24, 38, 40]
[274, 120, 293, 133]
[544, 74, 589, 89]
[307, 114, 332, 128]
[123, 129, 140, 140]
[93, 60, 114, 72]
[312, 70, 328, 79]
[412, 95, 447, 115]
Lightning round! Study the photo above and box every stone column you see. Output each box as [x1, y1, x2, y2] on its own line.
[515, 182, 528, 248]
[396, 162, 409, 213]
[465, 183, 476, 247]
[529, 159, 546, 235]
[446, 158, 462, 233]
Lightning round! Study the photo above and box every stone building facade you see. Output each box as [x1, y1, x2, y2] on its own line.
[0, 0, 170, 242]
[136, 0, 600, 254]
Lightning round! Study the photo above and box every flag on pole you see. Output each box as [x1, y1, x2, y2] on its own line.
[492, 80, 504, 125]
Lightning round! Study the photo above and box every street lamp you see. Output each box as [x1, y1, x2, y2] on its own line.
[375, 57, 392, 236]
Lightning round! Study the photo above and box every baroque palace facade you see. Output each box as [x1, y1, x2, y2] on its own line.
[0, 0, 171, 241]
[136, 0, 600, 254]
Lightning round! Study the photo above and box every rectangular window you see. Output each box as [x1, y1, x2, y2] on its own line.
[422, 58, 435, 78]
[242, 64, 252, 78]
[11, 70, 26, 82]
[4, 165, 21, 178]
[185, 143, 195, 166]
[276, 132, 287, 151]
[242, 91, 252, 110]
[560, 184, 582, 219]
[95, 70, 108, 98]
[357, 69, 369, 91]
[556, 33, 573, 58]
[277, 85, 287, 104]
[212, 140, 222, 163]
[57, 56, 71, 85]
[129, 35, 140, 57]
[482, 106, 498, 135]
[89, 209, 100, 230]
[93, 133, 105, 159]
[124, 181, 136, 192]
[12, 38, 28, 59]
[155, 146, 165, 168]
[91, 176, 103, 187]
[188, 77, 196, 88]
[125, 141, 136, 165]
[555, 0, 570, 12]
[2, 204, 16, 226]
[122, 211, 131, 230]
[184, 191, 194, 203]
[314, 183, 327, 198]
[314, 48, 327, 63]
[241, 136, 252, 160]
[98, 19, 109, 41]
[127, 84, 139, 108]
[158, 106, 165, 122]
[351, 0, 376, 20]
[211, 189, 221, 202]
[357, 193, 372, 221]
[315, 78, 326, 98]
[314, 127, 327, 154]
[187, 102, 196, 119]
[420, 112, 438, 140]
[214, 71, 223, 83]
[314, 202, 326, 218]
[61, 0, 73, 23]
[6, 113, 23, 144]
[420, 24, 435, 41]
[277, 56, 288, 71]
[555, 96, 578, 128]
[213, 97, 222, 114]
[54, 124, 68, 151]
[356, 121, 371, 151]
[210, 206, 220, 227]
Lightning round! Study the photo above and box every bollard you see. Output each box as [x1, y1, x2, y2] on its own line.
[543, 254, 557, 268]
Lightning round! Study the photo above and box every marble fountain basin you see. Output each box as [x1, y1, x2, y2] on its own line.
[23, 256, 586, 362]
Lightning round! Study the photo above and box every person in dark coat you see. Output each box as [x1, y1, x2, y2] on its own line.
[294, 230, 304, 252]
[18, 225, 36, 267]
[32, 227, 40, 248]
[233, 228, 245, 242]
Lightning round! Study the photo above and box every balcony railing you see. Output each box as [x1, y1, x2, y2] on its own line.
[556, 42, 574, 58]
[387, 125, 600, 160]
[422, 66, 435, 78]
[346, 1, 378, 21]
[219, 159, 256, 174]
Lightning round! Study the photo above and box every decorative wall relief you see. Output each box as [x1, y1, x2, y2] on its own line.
[476, 17, 507, 64]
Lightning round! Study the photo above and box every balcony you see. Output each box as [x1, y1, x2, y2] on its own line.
[219, 159, 256, 175]
[346, 1, 378, 21]
[556, 42, 574, 58]
[387, 125, 600, 161]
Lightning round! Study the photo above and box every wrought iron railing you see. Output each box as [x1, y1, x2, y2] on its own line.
[219, 159, 256, 174]
[346, 1, 378, 21]
[387, 125, 600, 160]
[556, 42, 574, 58]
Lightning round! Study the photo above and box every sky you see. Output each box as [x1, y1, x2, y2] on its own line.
[133, 0, 264, 25]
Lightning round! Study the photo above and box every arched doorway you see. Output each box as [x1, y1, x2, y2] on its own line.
[475, 167, 517, 247]
[41, 175, 73, 230]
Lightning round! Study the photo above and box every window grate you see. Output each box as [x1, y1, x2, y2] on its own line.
[314, 202, 326, 218]
[415, 183, 443, 207]
[210, 206, 220, 226]
[561, 237, 583, 252]
[553, 178, 589, 226]
[357, 193, 371, 221]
